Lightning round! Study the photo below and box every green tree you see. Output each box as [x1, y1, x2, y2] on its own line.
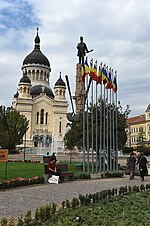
[0, 106, 29, 151]
[64, 99, 130, 151]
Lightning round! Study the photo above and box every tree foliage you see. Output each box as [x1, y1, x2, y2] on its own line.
[64, 99, 130, 151]
[0, 106, 29, 151]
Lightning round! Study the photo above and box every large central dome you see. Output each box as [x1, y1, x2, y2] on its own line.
[22, 28, 50, 67]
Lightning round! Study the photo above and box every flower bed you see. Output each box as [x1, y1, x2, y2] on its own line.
[8, 160, 41, 163]
[0, 176, 44, 190]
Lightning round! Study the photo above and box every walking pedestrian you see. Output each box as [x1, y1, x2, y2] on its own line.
[137, 152, 148, 181]
[126, 152, 136, 179]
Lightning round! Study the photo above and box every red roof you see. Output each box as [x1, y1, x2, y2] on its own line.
[126, 114, 145, 125]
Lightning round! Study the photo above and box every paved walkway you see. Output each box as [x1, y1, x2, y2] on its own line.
[0, 175, 150, 221]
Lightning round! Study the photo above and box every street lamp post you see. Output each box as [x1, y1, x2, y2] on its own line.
[23, 121, 29, 161]
[24, 131, 26, 161]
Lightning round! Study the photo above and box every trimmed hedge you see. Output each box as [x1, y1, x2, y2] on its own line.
[1, 183, 150, 225]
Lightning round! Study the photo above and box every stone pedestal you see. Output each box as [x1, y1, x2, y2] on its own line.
[73, 64, 86, 113]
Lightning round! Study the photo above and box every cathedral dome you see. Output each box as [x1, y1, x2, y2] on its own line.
[22, 28, 50, 67]
[30, 85, 54, 99]
[55, 73, 66, 87]
[19, 75, 31, 84]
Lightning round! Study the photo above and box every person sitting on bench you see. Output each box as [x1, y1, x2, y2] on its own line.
[48, 154, 61, 177]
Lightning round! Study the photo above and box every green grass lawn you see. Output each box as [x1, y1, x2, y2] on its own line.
[0, 161, 85, 181]
[0, 162, 44, 180]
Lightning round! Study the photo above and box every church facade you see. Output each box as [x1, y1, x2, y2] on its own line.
[12, 29, 68, 154]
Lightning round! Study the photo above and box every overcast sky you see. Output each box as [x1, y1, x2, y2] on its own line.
[0, 0, 150, 117]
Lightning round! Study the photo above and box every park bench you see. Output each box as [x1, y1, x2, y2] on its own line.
[56, 164, 74, 182]
[43, 163, 74, 182]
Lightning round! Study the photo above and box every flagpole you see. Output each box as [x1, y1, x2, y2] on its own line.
[115, 71, 118, 170]
[86, 74, 90, 174]
[103, 84, 106, 175]
[100, 84, 102, 173]
[95, 80, 98, 173]
[106, 88, 109, 171]
[112, 70, 115, 171]
[99, 63, 103, 173]
[109, 70, 112, 171]
[91, 79, 94, 174]
[82, 92, 86, 172]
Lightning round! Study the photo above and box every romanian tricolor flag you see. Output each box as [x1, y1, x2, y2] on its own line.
[106, 69, 113, 89]
[89, 59, 95, 79]
[82, 57, 89, 81]
[84, 57, 89, 76]
[112, 73, 117, 93]
[97, 64, 102, 85]
[92, 61, 97, 81]
[101, 66, 108, 85]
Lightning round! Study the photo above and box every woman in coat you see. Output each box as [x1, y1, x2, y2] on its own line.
[126, 152, 136, 179]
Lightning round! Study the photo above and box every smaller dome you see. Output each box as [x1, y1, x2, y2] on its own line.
[14, 91, 19, 98]
[19, 75, 31, 84]
[55, 72, 66, 87]
[30, 85, 54, 99]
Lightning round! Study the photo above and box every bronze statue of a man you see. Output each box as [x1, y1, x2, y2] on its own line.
[77, 36, 93, 64]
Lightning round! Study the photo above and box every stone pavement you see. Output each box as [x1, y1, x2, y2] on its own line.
[0, 175, 150, 221]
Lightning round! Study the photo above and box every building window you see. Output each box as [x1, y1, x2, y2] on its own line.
[40, 109, 44, 124]
[59, 118, 62, 133]
[45, 112, 48, 124]
[37, 112, 39, 124]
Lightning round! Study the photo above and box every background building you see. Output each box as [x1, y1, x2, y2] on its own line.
[12, 29, 68, 154]
[126, 104, 150, 148]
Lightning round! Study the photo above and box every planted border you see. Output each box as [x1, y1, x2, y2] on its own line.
[1, 183, 150, 225]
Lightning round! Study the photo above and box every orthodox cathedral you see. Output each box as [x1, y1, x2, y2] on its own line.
[12, 29, 68, 153]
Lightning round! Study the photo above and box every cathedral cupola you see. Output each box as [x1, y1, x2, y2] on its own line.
[22, 28, 50, 67]
[18, 71, 32, 98]
[21, 28, 51, 88]
[54, 72, 66, 100]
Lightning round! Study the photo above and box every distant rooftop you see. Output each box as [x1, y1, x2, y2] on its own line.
[127, 114, 145, 125]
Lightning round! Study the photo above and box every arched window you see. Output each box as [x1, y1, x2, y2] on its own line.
[24, 87, 27, 93]
[40, 109, 44, 124]
[45, 112, 48, 124]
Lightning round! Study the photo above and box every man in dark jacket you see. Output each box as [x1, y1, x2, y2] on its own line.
[137, 152, 148, 181]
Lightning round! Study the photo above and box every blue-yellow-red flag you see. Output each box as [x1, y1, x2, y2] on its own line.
[84, 57, 89, 76]
[97, 63, 102, 85]
[112, 72, 117, 93]
[106, 69, 113, 89]
[93, 60, 97, 81]
[101, 66, 108, 85]
[82, 57, 89, 81]
[89, 59, 95, 79]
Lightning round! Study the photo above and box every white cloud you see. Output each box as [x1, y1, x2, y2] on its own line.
[0, 0, 150, 117]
